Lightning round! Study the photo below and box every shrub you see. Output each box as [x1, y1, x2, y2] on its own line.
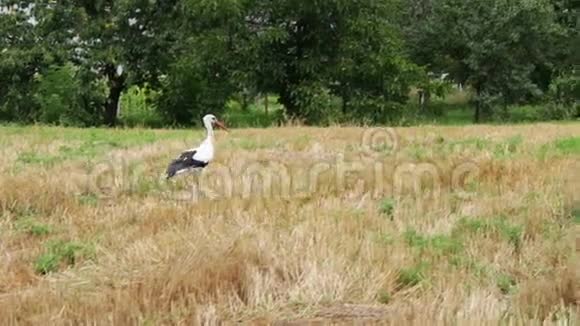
[119, 85, 163, 128]
[548, 72, 579, 109]
[34, 64, 89, 126]
[291, 82, 342, 126]
[345, 94, 407, 125]
[541, 103, 577, 120]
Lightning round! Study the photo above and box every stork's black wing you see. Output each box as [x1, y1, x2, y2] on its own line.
[165, 150, 208, 179]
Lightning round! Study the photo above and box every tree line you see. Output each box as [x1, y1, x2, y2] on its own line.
[0, 0, 578, 127]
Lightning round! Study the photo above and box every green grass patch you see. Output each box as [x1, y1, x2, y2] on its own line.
[497, 273, 517, 294]
[403, 228, 464, 257]
[449, 255, 490, 279]
[453, 216, 523, 252]
[15, 217, 51, 236]
[397, 262, 429, 289]
[224, 137, 283, 150]
[128, 173, 167, 197]
[17, 151, 61, 166]
[553, 137, 580, 155]
[11, 126, 193, 167]
[456, 138, 492, 150]
[77, 193, 100, 206]
[374, 232, 395, 246]
[538, 136, 580, 159]
[436, 134, 527, 158]
[5, 206, 38, 220]
[377, 290, 392, 304]
[429, 234, 464, 255]
[407, 98, 474, 126]
[403, 229, 428, 248]
[572, 208, 580, 224]
[378, 198, 395, 218]
[492, 135, 523, 159]
[224, 110, 284, 128]
[55, 130, 161, 160]
[540, 220, 566, 241]
[34, 240, 96, 275]
[437, 137, 492, 155]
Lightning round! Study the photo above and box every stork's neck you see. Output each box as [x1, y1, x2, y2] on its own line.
[204, 121, 214, 141]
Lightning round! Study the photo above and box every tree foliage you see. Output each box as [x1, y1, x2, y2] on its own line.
[0, 0, 577, 127]
[405, 0, 576, 121]
[233, 0, 419, 124]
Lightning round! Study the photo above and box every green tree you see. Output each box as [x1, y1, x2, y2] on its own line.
[31, 0, 182, 126]
[0, 2, 45, 122]
[235, 0, 418, 124]
[154, 0, 243, 126]
[406, 0, 565, 122]
[35, 63, 81, 125]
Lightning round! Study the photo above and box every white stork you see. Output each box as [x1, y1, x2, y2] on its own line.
[165, 114, 228, 180]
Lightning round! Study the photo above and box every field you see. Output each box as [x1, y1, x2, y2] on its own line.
[0, 122, 579, 324]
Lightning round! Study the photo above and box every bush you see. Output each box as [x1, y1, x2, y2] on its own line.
[34, 64, 91, 126]
[223, 109, 285, 128]
[345, 94, 407, 125]
[156, 37, 234, 127]
[291, 82, 342, 126]
[492, 104, 576, 123]
[119, 85, 163, 128]
[548, 72, 580, 107]
[541, 103, 577, 120]
[539, 71, 580, 120]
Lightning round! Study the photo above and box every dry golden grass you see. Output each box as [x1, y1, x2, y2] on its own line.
[0, 122, 579, 325]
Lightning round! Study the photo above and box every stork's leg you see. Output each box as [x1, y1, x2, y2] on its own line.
[191, 170, 201, 202]
[190, 171, 197, 202]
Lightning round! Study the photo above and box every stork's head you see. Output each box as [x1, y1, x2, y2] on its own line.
[202, 114, 228, 131]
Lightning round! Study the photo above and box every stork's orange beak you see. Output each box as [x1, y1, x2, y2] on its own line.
[214, 120, 229, 132]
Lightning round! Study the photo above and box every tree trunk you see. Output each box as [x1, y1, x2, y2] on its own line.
[278, 87, 300, 120]
[105, 84, 124, 127]
[419, 89, 431, 112]
[239, 89, 250, 111]
[276, 19, 307, 122]
[241, 97, 249, 111]
[264, 93, 269, 115]
[104, 64, 126, 127]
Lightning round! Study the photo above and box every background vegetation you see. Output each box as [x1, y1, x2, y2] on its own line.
[1, 0, 578, 128]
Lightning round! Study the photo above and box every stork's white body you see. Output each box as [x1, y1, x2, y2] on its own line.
[190, 136, 214, 163]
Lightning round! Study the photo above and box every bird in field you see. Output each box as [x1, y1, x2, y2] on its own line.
[165, 114, 228, 180]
